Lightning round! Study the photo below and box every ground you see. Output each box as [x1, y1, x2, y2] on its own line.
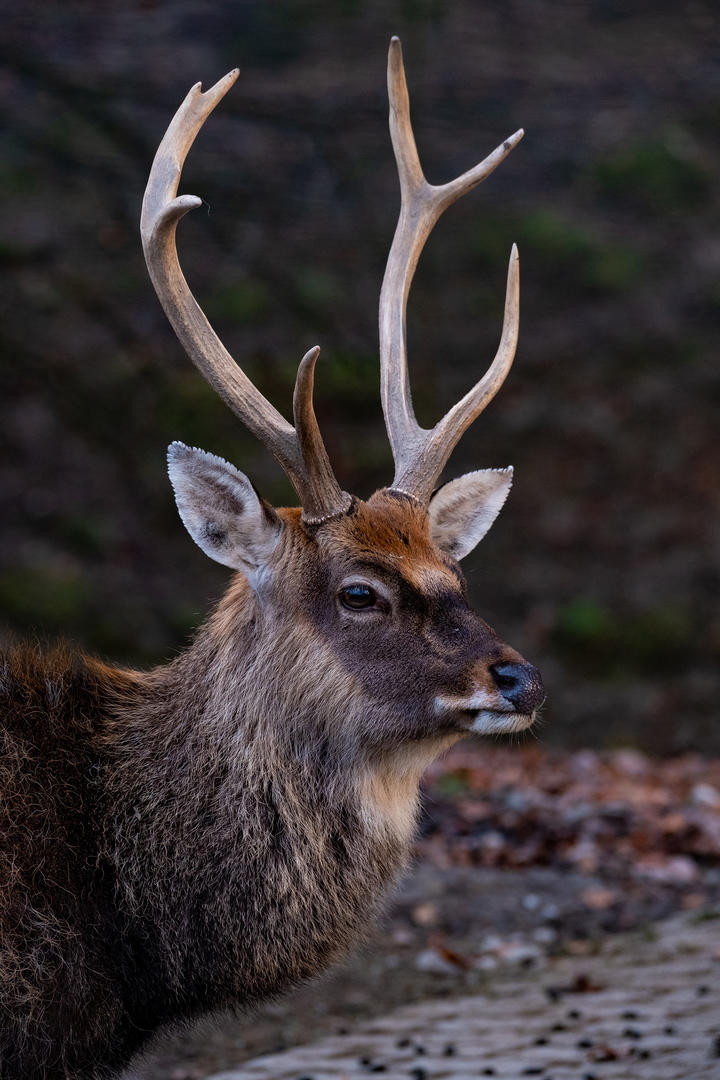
[184, 910, 720, 1079]
[131, 745, 720, 1078]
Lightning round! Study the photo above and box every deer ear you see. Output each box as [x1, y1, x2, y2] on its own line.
[167, 442, 281, 573]
[428, 468, 513, 560]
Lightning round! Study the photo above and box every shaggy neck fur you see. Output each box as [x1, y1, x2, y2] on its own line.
[99, 577, 427, 1030]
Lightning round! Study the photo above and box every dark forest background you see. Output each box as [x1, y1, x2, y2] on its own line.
[1, 0, 718, 751]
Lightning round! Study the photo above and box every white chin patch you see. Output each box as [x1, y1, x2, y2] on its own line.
[468, 710, 534, 734]
[434, 694, 535, 735]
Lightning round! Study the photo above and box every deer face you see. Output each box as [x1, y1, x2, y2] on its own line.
[305, 489, 542, 745]
[168, 444, 543, 748]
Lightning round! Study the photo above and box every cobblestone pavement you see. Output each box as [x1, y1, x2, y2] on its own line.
[205, 912, 720, 1080]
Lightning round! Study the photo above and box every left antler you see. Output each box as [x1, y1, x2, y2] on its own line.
[380, 37, 522, 504]
[141, 71, 351, 524]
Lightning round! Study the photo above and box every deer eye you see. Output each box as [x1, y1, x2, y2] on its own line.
[339, 584, 377, 610]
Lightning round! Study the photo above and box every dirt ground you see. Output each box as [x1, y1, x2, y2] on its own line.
[132, 856, 720, 1078]
[184, 908, 720, 1079]
[127, 744, 720, 1076]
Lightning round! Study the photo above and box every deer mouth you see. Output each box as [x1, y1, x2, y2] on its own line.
[435, 694, 536, 735]
[461, 707, 535, 734]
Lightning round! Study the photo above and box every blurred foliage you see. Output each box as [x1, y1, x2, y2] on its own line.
[471, 210, 643, 297]
[202, 279, 272, 324]
[0, 565, 92, 632]
[592, 138, 710, 214]
[553, 598, 696, 679]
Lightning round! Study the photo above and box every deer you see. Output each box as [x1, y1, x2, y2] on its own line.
[0, 38, 543, 1080]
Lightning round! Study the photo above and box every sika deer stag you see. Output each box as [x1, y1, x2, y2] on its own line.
[0, 39, 543, 1079]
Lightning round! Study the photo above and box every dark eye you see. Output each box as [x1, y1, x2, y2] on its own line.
[339, 584, 377, 610]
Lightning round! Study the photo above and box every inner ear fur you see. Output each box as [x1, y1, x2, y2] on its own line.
[167, 441, 281, 573]
[428, 468, 513, 561]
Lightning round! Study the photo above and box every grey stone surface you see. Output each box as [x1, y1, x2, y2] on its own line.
[205, 912, 720, 1079]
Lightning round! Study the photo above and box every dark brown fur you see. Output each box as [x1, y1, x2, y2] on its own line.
[0, 493, 526, 1078]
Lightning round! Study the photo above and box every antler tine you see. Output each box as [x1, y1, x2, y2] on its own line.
[141, 72, 350, 522]
[380, 37, 523, 504]
[292, 347, 352, 523]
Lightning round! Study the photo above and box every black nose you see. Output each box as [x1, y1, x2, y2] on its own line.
[490, 661, 544, 714]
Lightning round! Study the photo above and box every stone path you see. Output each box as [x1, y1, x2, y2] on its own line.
[205, 912, 720, 1080]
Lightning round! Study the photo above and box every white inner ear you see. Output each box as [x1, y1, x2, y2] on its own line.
[428, 468, 513, 560]
[167, 442, 281, 574]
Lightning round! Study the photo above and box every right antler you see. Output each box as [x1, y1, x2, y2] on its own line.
[380, 38, 522, 504]
[141, 71, 351, 524]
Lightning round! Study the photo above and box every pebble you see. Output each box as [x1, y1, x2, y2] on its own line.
[411, 901, 439, 927]
[414, 949, 456, 975]
[475, 955, 499, 971]
[691, 782, 720, 807]
[498, 941, 543, 966]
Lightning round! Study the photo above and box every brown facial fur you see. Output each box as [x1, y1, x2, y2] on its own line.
[274, 491, 522, 745]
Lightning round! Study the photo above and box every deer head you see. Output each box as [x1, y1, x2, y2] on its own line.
[140, 39, 543, 756]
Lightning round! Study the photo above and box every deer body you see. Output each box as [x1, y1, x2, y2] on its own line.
[0, 643, 402, 1078]
[1, 40, 543, 1080]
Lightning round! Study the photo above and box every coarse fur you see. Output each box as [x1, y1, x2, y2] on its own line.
[0, 489, 541, 1078]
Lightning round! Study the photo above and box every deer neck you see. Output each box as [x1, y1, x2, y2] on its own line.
[99, 578, 431, 1006]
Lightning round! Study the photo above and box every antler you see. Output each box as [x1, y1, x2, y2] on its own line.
[380, 37, 522, 504]
[141, 71, 351, 524]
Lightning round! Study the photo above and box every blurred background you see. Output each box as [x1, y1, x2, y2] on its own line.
[1, 0, 718, 751]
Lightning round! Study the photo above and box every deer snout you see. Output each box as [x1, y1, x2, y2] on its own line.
[490, 661, 544, 714]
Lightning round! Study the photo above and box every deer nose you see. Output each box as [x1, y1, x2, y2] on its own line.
[490, 661, 544, 714]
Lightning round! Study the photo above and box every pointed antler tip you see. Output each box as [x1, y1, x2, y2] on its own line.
[297, 346, 321, 379]
[200, 68, 240, 101]
[501, 129, 524, 154]
[388, 37, 403, 64]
